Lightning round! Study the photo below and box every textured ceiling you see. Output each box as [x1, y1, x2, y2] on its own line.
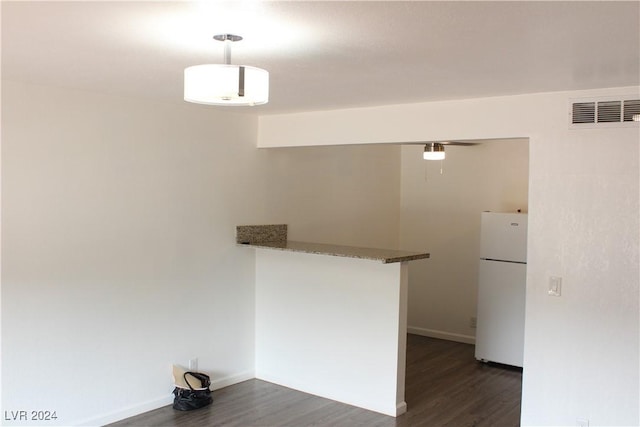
[2, 1, 639, 114]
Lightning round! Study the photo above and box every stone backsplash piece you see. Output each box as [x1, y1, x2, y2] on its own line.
[236, 224, 287, 244]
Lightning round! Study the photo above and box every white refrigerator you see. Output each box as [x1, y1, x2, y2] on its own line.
[475, 212, 527, 368]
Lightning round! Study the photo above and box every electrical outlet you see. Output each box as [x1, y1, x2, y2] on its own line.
[470, 317, 477, 328]
[189, 358, 198, 371]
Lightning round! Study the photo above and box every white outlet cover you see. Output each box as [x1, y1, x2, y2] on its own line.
[189, 358, 198, 371]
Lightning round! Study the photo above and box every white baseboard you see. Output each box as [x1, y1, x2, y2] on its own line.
[77, 370, 255, 426]
[211, 370, 255, 391]
[256, 372, 401, 418]
[408, 326, 476, 345]
[211, 371, 256, 390]
[396, 401, 407, 416]
[76, 395, 174, 427]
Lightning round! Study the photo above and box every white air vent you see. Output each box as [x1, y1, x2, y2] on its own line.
[597, 100, 622, 123]
[623, 99, 640, 122]
[570, 95, 640, 128]
[572, 102, 596, 124]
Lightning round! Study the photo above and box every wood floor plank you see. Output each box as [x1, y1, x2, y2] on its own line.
[109, 335, 522, 427]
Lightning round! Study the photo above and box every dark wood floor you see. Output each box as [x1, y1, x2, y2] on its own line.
[109, 334, 522, 427]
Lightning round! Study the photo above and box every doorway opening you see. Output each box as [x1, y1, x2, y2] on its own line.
[399, 137, 529, 420]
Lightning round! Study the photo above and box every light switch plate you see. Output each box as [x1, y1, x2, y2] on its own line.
[548, 276, 562, 297]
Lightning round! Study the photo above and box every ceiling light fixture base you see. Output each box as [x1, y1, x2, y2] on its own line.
[423, 142, 446, 160]
[213, 34, 243, 43]
[184, 34, 269, 107]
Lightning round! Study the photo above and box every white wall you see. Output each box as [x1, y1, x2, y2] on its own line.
[1, 81, 404, 426]
[258, 87, 640, 426]
[255, 249, 407, 417]
[1, 81, 265, 426]
[400, 140, 529, 343]
[258, 144, 401, 249]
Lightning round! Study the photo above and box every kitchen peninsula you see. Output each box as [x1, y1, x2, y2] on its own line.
[237, 224, 430, 417]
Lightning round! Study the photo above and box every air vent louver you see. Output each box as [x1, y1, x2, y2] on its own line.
[597, 101, 621, 123]
[623, 99, 640, 122]
[570, 96, 640, 127]
[572, 102, 595, 124]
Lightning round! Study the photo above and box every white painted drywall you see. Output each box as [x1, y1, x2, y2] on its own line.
[400, 140, 529, 343]
[1, 81, 264, 426]
[3, 79, 637, 426]
[255, 249, 407, 417]
[1, 81, 405, 425]
[258, 87, 640, 426]
[258, 144, 401, 249]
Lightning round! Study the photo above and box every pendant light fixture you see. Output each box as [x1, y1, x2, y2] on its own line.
[423, 142, 445, 160]
[184, 34, 269, 106]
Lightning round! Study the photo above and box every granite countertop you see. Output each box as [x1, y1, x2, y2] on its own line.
[236, 224, 429, 264]
[241, 240, 430, 264]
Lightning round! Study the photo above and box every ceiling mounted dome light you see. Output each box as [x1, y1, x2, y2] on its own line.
[423, 143, 445, 160]
[184, 34, 269, 106]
